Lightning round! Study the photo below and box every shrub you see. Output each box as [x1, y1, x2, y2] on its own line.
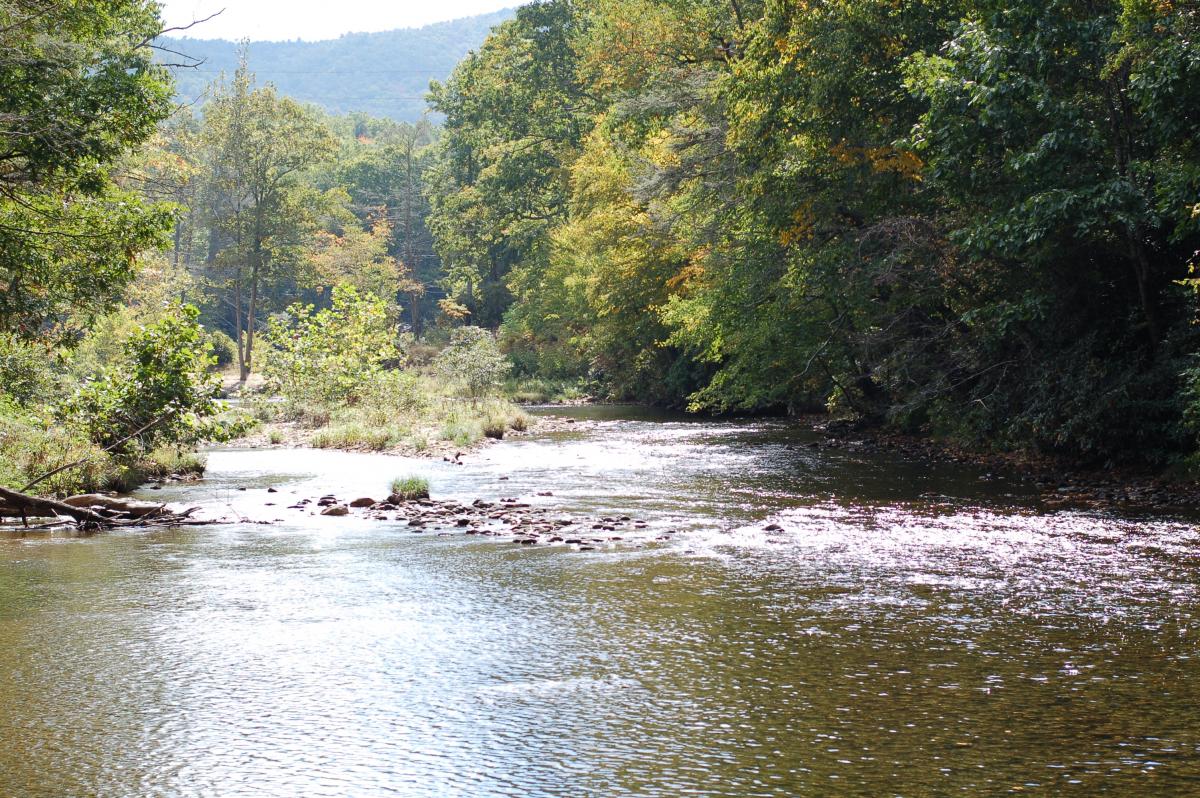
[64, 305, 226, 457]
[0, 334, 55, 407]
[0, 412, 110, 495]
[436, 326, 511, 400]
[206, 329, 238, 368]
[262, 285, 400, 413]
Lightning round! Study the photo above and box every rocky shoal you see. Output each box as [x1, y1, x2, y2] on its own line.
[278, 492, 677, 551]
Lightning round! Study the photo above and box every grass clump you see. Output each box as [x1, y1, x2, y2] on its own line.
[389, 475, 430, 500]
[440, 416, 483, 447]
[311, 422, 399, 451]
[504, 376, 587, 405]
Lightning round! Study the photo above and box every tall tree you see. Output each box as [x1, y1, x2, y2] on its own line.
[0, 0, 174, 339]
[198, 60, 337, 380]
[334, 120, 439, 334]
[426, 0, 591, 327]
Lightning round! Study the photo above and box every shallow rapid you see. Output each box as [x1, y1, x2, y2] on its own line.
[1, 406, 1198, 796]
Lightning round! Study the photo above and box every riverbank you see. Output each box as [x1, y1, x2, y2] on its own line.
[230, 410, 594, 460]
[806, 417, 1200, 513]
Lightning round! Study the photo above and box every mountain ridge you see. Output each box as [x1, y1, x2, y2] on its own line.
[162, 8, 515, 121]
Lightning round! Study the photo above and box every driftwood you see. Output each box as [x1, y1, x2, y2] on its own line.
[0, 486, 201, 530]
[60, 494, 168, 518]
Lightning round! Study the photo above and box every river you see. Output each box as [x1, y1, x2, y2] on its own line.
[1, 406, 1198, 796]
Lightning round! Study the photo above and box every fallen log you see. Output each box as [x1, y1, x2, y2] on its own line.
[0, 487, 198, 529]
[60, 494, 167, 518]
[0, 486, 113, 525]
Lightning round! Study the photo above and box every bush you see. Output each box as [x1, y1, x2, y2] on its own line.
[65, 305, 226, 457]
[207, 329, 238, 368]
[262, 285, 400, 413]
[0, 334, 54, 406]
[0, 412, 111, 495]
[436, 326, 510, 400]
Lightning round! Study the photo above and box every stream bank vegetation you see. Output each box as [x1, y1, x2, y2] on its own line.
[425, 0, 1200, 474]
[246, 286, 531, 455]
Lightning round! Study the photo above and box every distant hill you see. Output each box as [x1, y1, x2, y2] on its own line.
[161, 9, 514, 121]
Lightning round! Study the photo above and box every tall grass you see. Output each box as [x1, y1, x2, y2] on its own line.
[389, 475, 430, 500]
[256, 371, 533, 454]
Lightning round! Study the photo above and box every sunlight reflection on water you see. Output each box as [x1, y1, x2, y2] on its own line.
[1, 407, 1198, 796]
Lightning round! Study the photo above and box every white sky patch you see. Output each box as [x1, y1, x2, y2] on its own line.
[159, 0, 514, 41]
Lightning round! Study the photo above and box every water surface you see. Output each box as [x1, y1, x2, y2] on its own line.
[1, 407, 1198, 796]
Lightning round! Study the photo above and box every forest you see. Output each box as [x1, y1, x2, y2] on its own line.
[427, 0, 1200, 465]
[2, 0, 1199, 501]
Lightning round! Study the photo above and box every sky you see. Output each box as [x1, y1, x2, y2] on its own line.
[159, 0, 515, 41]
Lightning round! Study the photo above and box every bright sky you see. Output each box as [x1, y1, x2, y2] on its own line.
[159, 0, 514, 40]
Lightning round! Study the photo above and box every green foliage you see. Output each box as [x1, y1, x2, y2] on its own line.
[426, 0, 591, 326]
[419, 0, 1200, 464]
[0, 334, 53, 406]
[65, 305, 225, 456]
[207, 329, 238, 368]
[0, 411, 111, 496]
[262, 285, 400, 411]
[196, 59, 340, 379]
[436, 327, 511, 400]
[389, 475, 430, 501]
[0, 0, 174, 339]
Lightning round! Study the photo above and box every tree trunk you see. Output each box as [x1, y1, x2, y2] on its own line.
[244, 267, 258, 380]
[0, 486, 111, 525]
[1128, 233, 1161, 355]
[234, 270, 247, 382]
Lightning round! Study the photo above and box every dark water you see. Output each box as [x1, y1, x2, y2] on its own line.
[2, 406, 1199, 796]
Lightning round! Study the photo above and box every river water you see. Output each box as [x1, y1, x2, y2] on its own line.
[1, 406, 1199, 796]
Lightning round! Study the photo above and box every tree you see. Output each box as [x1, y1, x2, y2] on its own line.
[198, 58, 338, 381]
[0, 0, 174, 340]
[333, 120, 439, 333]
[262, 285, 400, 411]
[436, 326, 510, 400]
[426, 0, 592, 327]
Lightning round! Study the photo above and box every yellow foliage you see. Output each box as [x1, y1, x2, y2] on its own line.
[438, 298, 472, 321]
[667, 261, 706, 291]
[779, 202, 815, 247]
[829, 141, 924, 180]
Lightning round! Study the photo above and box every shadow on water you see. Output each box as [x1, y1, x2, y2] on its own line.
[0, 406, 1198, 796]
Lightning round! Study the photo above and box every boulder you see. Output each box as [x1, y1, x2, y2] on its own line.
[320, 505, 349, 517]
